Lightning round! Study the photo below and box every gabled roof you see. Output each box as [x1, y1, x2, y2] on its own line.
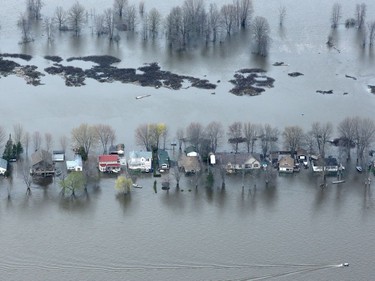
[279, 155, 294, 167]
[185, 146, 197, 154]
[128, 151, 152, 159]
[31, 150, 52, 166]
[158, 150, 170, 164]
[98, 154, 119, 163]
[216, 152, 260, 165]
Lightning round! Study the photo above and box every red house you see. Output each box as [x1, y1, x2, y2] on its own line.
[98, 155, 121, 173]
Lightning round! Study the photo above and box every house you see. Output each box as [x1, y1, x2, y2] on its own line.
[127, 151, 152, 172]
[278, 155, 294, 173]
[30, 149, 55, 177]
[216, 153, 261, 174]
[66, 154, 83, 172]
[52, 150, 65, 162]
[158, 150, 170, 170]
[98, 155, 121, 173]
[109, 143, 126, 165]
[0, 158, 7, 175]
[312, 156, 339, 174]
[178, 154, 200, 175]
[185, 146, 199, 157]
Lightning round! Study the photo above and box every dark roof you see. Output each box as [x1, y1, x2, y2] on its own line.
[158, 150, 170, 164]
[31, 150, 52, 166]
[325, 156, 338, 166]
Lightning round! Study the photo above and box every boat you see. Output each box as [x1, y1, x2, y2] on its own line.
[135, 94, 151, 100]
[332, 180, 345, 184]
[132, 183, 142, 188]
[356, 166, 363, 172]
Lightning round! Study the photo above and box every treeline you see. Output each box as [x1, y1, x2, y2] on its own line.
[18, 0, 271, 56]
[1, 116, 374, 167]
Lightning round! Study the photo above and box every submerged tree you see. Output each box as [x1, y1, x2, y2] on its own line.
[282, 126, 305, 156]
[278, 5, 286, 27]
[205, 121, 224, 153]
[60, 171, 86, 198]
[251, 16, 271, 56]
[18, 13, 32, 43]
[243, 122, 258, 153]
[54, 6, 67, 31]
[227, 122, 244, 153]
[310, 122, 333, 158]
[355, 3, 367, 29]
[368, 21, 375, 46]
[27, 0, 43, 20]
[338, 117, 356, 161]
[331, 2, 342, 28]
[95, 124, 116, 154]
[114, 175, 133, 195]
[71, 123, 98, 158]
[68, 1, 85, 36]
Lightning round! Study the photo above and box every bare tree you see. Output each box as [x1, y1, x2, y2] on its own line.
[279, 5, 286, 26]
[60, 135, 68, 152]
[54, 6, 67, 31]
[125, 4, 137, 31]
[182, 0, 206, 42]
[135, 124, 151, 151]
[44, 133, 53, 152]
[355, 3, 367, 29]
[148, 8, 162, 39]
[68, 1, 85, 36]
[18, 13, 32, 43]
[71, 123, 98, 157]
[176, 128, 185, 150]
[208, 3, 221, 42]
[172, 166, 181, 188]
[113, 0, 128, 18]
[0, 126, 6, 151]
[353, 117, 375, 164]
[94, 14, 106, 36]
[27, 0, 43, 20]
[310, 122, 333, 158]
[368, 21, 375, 46]
[259, 124, 279, 158]
[32, 131, 42, 152]
[23, 132, 30, 157]
[43, 16, 55, 41]
[149, 123, 167, 150]
[227, 122, 244, 153]
[331, 3, 342, 28]
[139, 1, 145, 17]
[238, 0, 253, 28]
[221, 4, 237, 35]
[94, 124, 116, 154]
[251, 16, 271, 56]
[282, 126, 305, 155]
[13, 124, 24, 145]
[165, 6, 186, 49]
[205, 121, 224, 153]
[186, 122, 204, 152]
[338, 117, 356, 161]
[243, 122, 258, 153]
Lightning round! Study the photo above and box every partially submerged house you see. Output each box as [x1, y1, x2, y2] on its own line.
[311, 156, 339, 174]
[215, 152, 261, 174]
[278, 155, 295, 173]
[98, 155, 121, 173]
[127, 151, 152, 172]
[109, 143, 126, 165]
[185, 146, 198, 157]
[30, 150, 55, 177]
[66, 154, 83, 172]
[0, 158, 7, 175]
[178, 154, 200, 175]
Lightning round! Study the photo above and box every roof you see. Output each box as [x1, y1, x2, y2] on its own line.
[185, 146, 197, 154]
[31, 150, 52, 166]
[216, 152, 260, 165]
[158, 150, 170, 164]
[0, 158, 7, 169]
[279, 155, 294, 167]
[128, 151, 152, 159]
[98, 154, 119, 163]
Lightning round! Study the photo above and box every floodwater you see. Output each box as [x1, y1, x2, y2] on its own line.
[0, 0, 375, 280]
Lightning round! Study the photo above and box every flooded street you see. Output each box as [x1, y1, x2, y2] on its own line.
[1, 0, 375, 280]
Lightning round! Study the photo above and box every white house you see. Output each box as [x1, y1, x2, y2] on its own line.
[128, 151, 152, 172]
[66, 155, 83, 172]
[0, 158, 7, 175]
[52, 150, 65, 162]
[278, 155, 294, 173]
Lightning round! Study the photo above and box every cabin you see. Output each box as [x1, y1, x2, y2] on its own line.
[98, 155, 121, 173]
[30, 149, 55, 177]
[278, 155, 295, 173]
[66, 154, 83, 172]
[109, 143, 126, 165]
[52, 150, 65, 162]
[0, 158, 7, 175]
[216, 152, 261, 174]
[127, 151, 152, 172]
[158, 149, 170, 170]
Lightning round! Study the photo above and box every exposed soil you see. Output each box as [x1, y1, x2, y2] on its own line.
[44, 56, 63, 63]
[229, 68, 275, 96]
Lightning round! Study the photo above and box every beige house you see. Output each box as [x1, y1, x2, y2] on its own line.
[278, 155, 294, 173]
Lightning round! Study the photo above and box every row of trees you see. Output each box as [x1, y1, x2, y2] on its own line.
[17, 0, 271, 56]
[135, 117, 375, 166]
[330, 2, 375, 46]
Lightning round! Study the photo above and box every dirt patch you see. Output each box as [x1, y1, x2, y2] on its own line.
[0, 53, 32, 61]
[44, 56, 63, 63]
[229, 68, 274, 96]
